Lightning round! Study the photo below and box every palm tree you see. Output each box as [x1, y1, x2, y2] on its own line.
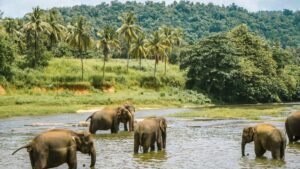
[129, 33, 147, 69]
[47, 9, 65, 50]
[159, 26, 174, 75]
[3, 18, 24, 52]
[172, 28, 184, 64]
[23, 7, 51, 68]
[66, 16, 92, 81]
[97, 26, 119, 79]
[117, 12, 141, 72]
[146, 30, 167, 78]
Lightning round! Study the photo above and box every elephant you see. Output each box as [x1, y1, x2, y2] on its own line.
[285, 111, 300, 144]
[241, 124, 286, 160]
[120, 104, 135, 131]
[134, 117, 167, 154]
[12, 129, 96, 169]
[86, 105, 134, 134]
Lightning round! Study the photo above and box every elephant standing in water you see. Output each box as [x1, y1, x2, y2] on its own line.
[285, 111, 300, 143]
[134, 117, 167, 153]
[86, 105, 134, 134]
[12, 129, 96, 169]
[241, 124, 286, 160]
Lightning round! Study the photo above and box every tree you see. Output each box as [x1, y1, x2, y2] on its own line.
[23, 7, 51, 68]
[66, 16, 92, 81]
[117, 12, 141, 72]
[47, 9, 65, 50]
[129, 33, 147, 69]
[97, 25, 119, 79]
[159, 25, 173, 75]
[180, 33, 240, 101]
[146, 30, 167, 78]
[3, 18, 24, 53]
[0, 33, 16, 80]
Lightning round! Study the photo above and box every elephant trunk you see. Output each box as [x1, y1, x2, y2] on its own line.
[90, 145, 96, 167]
[241, 139, 246, 157]
[129, 114, 134, 132]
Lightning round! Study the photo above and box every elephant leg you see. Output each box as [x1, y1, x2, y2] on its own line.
[124, 122, 128, 131]
[89, 122, 96, 134]
[295, 136, 300, 142]
[150, 144, 155, 151]
[34, 155, 48, 169]
[143, 146, 149, 153]
[285, 122, 294, 143]
[29, 151, 35, 168]
[271, 148, 281, 160]
[67, 152, 77, 169]
[134, 133, 140, 154]
[254, 142, 266, 157]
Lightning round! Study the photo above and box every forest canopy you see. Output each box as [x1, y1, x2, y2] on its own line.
[52, 1, 300, 47]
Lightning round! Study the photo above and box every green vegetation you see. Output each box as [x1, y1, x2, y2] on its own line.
[55, 1, 300, 47]
[0, 3, 299, 118]
[169, 105, 289, 120]
[181, 25, 300, 103]
[0, 58, 210, 118]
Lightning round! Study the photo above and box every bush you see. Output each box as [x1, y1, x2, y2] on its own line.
[90, 75, 115, 89]
[140, 76, 163, 89]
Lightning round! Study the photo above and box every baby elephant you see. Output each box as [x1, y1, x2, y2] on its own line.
[241, 124, 286, 160]
[134, 117, 167, 154]
[12, 129, 96, 169]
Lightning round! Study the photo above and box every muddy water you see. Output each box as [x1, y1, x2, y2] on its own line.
[1, 107, 300, 169]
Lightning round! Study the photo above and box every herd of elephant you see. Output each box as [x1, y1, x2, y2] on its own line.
[10, 104, 300, 169]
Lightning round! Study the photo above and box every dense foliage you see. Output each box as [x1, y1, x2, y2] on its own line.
[55, 1, 300, 47]
[0, 33, 16, 81]
[181, 25, 300, 103]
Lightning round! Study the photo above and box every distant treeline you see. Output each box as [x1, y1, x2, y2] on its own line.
[52, 1, 300, 47]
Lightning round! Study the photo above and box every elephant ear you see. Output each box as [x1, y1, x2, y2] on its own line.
[159, 118, 167, 132]
[248, 127, 255, 141]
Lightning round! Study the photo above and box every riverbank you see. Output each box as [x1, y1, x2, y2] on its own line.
[0, 88, 210, 118]
[169, 104, 300, 120]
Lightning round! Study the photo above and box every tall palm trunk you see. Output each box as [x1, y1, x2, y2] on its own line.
[154, 56, 157, 78]
[164, 57, 167, 75]
[139, 56, 142, 69]
[80, 54, 84, 81]
[102, 55, 106, 79]
[126, 53, 130, 72]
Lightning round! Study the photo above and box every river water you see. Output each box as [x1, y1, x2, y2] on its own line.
[0, 107, 300, 169]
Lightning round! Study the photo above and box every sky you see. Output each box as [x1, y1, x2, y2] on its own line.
[0, 0, 300, 18]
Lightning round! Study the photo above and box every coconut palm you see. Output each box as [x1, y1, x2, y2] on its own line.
[129, 33, 147, 69]
[159, 26, 174, 75]
[146, 30, 168, 78]
[117, 12, 141, 72]
[66, 16, 92, 81]
[3, 18, 24, 52]
[23, 7, 51, 68]
[47, 9, 65, 50]
[97, 26, 119, 79]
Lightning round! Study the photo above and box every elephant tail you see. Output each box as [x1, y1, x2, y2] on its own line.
[86, 115, 92, 121]
[12, 144, 31, 155]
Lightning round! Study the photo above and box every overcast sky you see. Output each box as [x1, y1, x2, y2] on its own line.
[1, 0, 300, 18]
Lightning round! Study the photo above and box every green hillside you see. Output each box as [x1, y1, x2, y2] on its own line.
[55, 1, 300, 47]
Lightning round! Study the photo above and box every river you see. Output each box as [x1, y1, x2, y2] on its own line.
[0, 107, 299, 169]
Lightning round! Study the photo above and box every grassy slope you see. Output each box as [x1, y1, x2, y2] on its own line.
[0, 58, 210, 118]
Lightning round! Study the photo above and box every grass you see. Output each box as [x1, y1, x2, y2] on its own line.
[0, 89, 210, 118]
[10, 58, 186, 90]
[169, 105, 291, 120]
[0, 58, 212, 118]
